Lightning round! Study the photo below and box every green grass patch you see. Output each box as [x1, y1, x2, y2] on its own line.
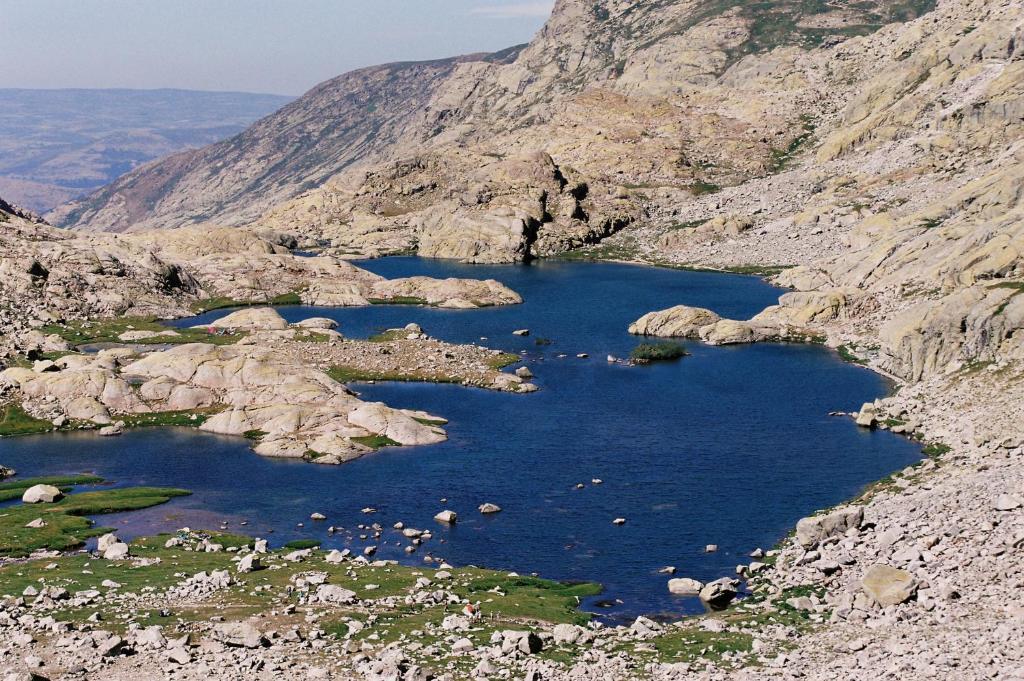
[837, 344, 867, 365]
[989, 281, 1024, 291]
[327, 365, 459, 385]
[558, 243, 642, 263]
[367, 296, 429, 306]
[191, 290, 303, 313]
[486, 353, 520, 369]
[767, 118, 816, 174]
[283, 539, 321, 550]
[119, 408, 222, 429]
[351, 435, 401, 449]
[413, 417, 447, 427]
[0, 403, 56, 437]
[631, 341, 688, 362]
[666, 218, 710, 231]
[41, 317, 244, 348]
[961, 359, 994, 374]
[684, 180, 722, 196]
[718, 264, 793, 276]
[921, 442, 951, 458]
[367, 329, 408, 342]
[0, 486, 189, 556]
[293, 330, 333, 343]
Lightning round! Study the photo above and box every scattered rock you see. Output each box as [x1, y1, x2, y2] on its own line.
[668, 578, 704, 596]
[237, 553, 261, 573]
[212, 622, 267, 648]
[795, 506, 863, 548]
[994, 494, 1022, 511]
[434, 510, 457, 524]
[861, 564, 918, 607]
[698, 578, 739, 608]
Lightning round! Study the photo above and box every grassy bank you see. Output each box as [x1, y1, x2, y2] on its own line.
[0, 403, 58, 436]
[0, 477, 189, 556]
[41, 316, 244, 347]
[0, 527, 602, 662]
[191, 291, 302, 313]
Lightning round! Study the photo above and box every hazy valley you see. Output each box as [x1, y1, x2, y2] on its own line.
[0, 88, 292, 214]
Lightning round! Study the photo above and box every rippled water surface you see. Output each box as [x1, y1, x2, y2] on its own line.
[0, 258, 921, 620]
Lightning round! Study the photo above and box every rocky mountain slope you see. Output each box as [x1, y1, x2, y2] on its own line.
[50, 54, 515, 233]
[56, 0, 939, 261]
[0, 88, 291, 214]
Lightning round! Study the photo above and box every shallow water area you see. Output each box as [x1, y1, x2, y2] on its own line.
[1, 258, 922, 621]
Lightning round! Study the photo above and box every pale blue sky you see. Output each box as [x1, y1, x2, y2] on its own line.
[1, 1, 554, 95]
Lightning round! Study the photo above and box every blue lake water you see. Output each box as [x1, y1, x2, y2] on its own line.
[0, 258, 921, 621]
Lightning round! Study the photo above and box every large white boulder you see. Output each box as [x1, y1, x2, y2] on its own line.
[22, 484, 62, 504]
[208, 307, 289, 331]
[667, 578, 704, 596]
[629, 305, 721, 338]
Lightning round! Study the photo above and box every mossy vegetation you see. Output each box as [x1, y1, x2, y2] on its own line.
[413, 417, 447, 427]
[191, 290, 303, 313]
[351, 434, 402, 449]
[119, 407, 222, 429]
[292, 330, 334, 343]
[837, 344, 868, 365]
[684, 179, 722, 196]
[367, 329, 409, 342]
[486, 352, 520, 369]
[559, 243, 643, 263]
[0, 529, 602, 664]
[666, 218, 710, 231]
[367, 296, 429, 306]
[989, 281, 1024, 316]
[766, 115, 816, 174]
[1, 400, 223, 440]
[921, 442, 951, 458]
[283, 539, 321, 550]
[326, 350, 518, 387]
[327, 365, 459, 385]
[0, 481, 190, 556]
[0, 402, 57, 436]
[41, 316, 244, 347]
[631, 341, 688, 362]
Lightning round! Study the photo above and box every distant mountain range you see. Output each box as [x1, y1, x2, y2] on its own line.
[0, 88, 292, 213]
